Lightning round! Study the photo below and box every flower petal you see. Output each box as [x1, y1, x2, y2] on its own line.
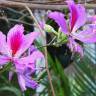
[15, 32, 39, 58]
[25, 76, 38, 89]
[20, 49, 44, 63]
[14, 59, 26, 74]
[0, 55, 10, 66]
[0, 32, 11, 56]
[67, 37, 83, 57]
[48, 12, 68, 34]
[73, 25, 96, 43]
[17, 48, 44, 69]
[18, 74, 26, 91]
[14, 47, 44, 74]
[88, 15, 96, 24]
[67, 0, 86, 32]
[73, 42, 83, 57]
[7, 24, 24, 56]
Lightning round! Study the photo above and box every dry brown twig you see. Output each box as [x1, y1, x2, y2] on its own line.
[24, 4, 56, 96]
[7, 0, 64, 4]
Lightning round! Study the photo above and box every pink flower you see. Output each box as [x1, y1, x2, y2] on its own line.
[0, 24, 44, 91]
[48, 0, 96, 57]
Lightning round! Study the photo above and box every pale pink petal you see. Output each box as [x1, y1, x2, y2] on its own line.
[39, 21, 45, 30]
[18, 74, 26, 91]
[73, 25, 96, 43]
[15, 32, 39, 58]
[0, 32, 11, 56]
[7, 24, 24, 56]
[9, 71, 14, 81]
[0, 55, 10, 66]
[48, 12, 68, 34]
[67, 37, 74, 52]
[88, 15, 96, 23]
[67, 0, 86, 32]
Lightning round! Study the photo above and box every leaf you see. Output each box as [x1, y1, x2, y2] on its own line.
[0, 86, 22, 96]
[70, 55, 96, 96]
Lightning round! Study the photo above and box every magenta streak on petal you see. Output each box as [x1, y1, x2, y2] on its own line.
[70, 5, 78, 31]
[10, 32, 23, 56]
[67, 0, 78, 31]
[14, 32, 39, 58]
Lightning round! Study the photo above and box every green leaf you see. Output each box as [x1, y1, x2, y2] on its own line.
[0, 86, 22, 96]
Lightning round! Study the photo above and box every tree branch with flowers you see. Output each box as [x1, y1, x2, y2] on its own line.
[0, 0, 96, 96]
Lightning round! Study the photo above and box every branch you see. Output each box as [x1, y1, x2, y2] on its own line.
[0, 0, 96, 11]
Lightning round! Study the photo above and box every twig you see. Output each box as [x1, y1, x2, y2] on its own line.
[24, 5, 56, 96]
[37, 36, 57, 48]
[8, 18, 33, 26]
[8, 0, 63, 4]
[25, 6, 45, 39]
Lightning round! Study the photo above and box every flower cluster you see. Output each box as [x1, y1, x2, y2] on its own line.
[43, 0, 96, 57]
[0, 24, 44, 91]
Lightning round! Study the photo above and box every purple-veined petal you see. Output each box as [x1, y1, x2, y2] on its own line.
[14, 59, 26, 74]
[0, 55, 10, 66]
[15, 32, 39, 58]
[16, 48, 44, 71]
[20, 49, 44, 63]
[73, 41, 83, 57]
[24, 67, 34, 76]
[28, 45, 38, 55]
[25, 76, 38, 89]
[67, 0, 86, 32]
[73, 25, 96, 43]
[14, 60, 35, 74]
[67, 37, 83, 57]
[14, 47, 44, 75]
[7, 24, 24, 56]
[48, 11, 68, 34]
[18, 74, 26, 91]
